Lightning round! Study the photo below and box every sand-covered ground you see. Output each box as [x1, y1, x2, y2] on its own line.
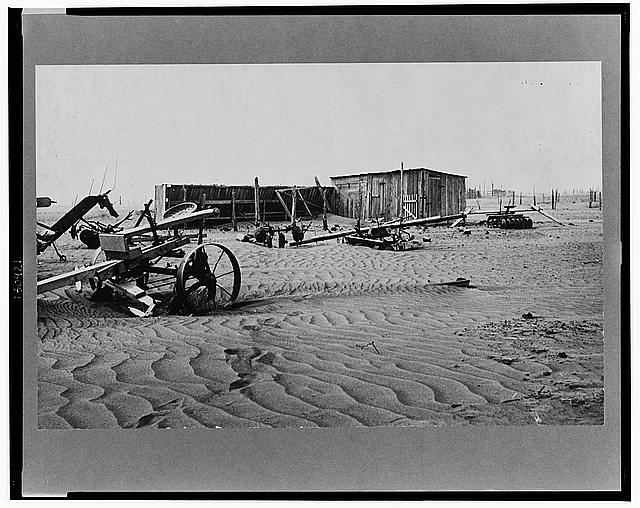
[36, 196, 604, 428]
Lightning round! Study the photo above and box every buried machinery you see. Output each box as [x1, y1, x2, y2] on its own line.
[37, 203, 241, 317]
[289, 203, 562, 249]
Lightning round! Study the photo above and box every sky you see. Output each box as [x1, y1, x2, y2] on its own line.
[36, 62, 602, 206]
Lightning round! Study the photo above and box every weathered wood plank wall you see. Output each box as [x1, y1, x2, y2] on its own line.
[154, 184, 338, 223]
[331, 168, 466, 220]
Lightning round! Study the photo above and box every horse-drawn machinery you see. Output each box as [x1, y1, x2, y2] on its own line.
[37, 206, 242, 317]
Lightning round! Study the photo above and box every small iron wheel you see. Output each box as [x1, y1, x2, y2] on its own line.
[175, 243, 241, 313]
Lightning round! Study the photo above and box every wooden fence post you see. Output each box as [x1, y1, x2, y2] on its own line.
[231, 189, 237, 231]
[315, 176, 329, 231]
[399, 162, 404, 219]
[254, 177, 260, 226]
[291, 186, 297, 223]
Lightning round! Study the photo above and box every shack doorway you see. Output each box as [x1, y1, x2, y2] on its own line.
[429, 176, 442, 216]
[370, 179, 386, 219]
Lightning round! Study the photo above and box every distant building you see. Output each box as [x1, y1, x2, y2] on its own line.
[491, 188, 509, 197]
[330, 167, 466, 220]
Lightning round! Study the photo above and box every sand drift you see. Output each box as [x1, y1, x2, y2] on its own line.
[36, 202, 603, 428]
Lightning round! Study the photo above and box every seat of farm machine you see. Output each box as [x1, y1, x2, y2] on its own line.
[486, 204, 533, 229]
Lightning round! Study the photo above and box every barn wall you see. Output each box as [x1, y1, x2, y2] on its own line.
[331, 168, 466, 220]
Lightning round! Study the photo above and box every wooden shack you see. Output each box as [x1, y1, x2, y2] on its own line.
[154, 182, 338, 225]
[330, 167, 466, 220]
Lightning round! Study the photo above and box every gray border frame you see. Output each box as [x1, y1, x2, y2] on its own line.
[22, 11, 622, 494]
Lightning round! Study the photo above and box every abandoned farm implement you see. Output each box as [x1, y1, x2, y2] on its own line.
[37, 207, 241, 317]
[36, 189, 563, 317]
[36, 190, 119, 261]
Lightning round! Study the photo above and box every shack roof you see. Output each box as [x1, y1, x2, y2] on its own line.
[330, 167, 467, 180]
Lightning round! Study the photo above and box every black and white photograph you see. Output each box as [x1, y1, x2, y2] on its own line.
[35, 61, 605, 429]
[13, 6, 628, 496]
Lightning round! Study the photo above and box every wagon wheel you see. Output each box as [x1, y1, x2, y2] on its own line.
[175, 243, 241, 313]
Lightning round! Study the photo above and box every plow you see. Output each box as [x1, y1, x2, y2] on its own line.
[37, 206, 241, 317]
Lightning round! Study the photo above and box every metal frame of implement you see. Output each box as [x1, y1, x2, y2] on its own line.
[37, 208, 242, 317]
[291, 205, 561, 247]
[290, 213, 467, 246]
[467, 205, 563, 227]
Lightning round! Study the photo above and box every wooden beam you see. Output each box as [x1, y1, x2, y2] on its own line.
[399, 161, 404, 218]
[530, 206, 563, 225]
[191, 199, 280, 206]
[402, 206, 417, 219]
[314, 176, 332, 214]
[154, 185, 166, 222]
[231, 189, 237, 231]
[265, 196, 271, 222]
[298, 189, 313, 217]
[254, 177, 260, 226]
[116, 209, 221, 239]
[278, 186, 315, 192]
[274, 190, 292, 221]
[37, 259, 119, 294]
[291, 185, 297, 223]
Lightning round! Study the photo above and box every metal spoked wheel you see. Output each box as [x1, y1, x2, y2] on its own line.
[175, 243, 241, 313]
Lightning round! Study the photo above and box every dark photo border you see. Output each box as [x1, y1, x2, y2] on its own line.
[10, 4, 630, 500]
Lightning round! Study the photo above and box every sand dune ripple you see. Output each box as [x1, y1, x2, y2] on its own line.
[37, 217, 604, 427]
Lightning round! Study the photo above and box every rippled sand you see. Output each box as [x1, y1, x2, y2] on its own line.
[36, 202, 604, 428]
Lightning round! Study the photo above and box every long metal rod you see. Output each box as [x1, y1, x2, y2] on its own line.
[291, 212, 465, 246]
[530, 206, 564, 225]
